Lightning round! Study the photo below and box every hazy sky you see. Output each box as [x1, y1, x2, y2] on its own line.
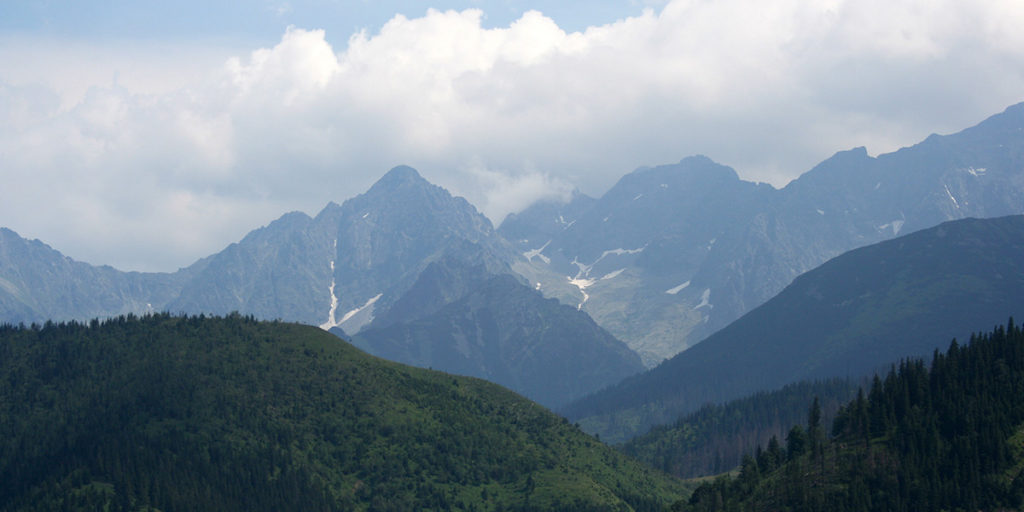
[2, 0, 1023, 271]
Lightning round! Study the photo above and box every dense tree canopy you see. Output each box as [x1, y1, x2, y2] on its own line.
[678, 319, 1024, 512]
[0, 313, 688, 511]
[621, 380, 857, 479]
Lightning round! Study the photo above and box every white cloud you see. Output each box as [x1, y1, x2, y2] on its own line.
[1, 0, 1023, 271]
[227, 27, 339, 106]
[451, 161, 576, 223]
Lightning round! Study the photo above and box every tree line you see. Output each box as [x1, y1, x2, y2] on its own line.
[678, 319, 1024, 512]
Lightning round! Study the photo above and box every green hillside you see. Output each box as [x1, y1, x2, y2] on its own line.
[621, 379, 857, 479]
[678, 319, 1024, 511]
[0, 314, 688, 511]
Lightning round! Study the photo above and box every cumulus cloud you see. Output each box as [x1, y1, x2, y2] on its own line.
[452, 161, 576, 223]
[1, 0, 1023, 271]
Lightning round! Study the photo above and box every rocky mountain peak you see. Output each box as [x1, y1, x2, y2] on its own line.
[368, 165, 429, 192]
[623, 155, 740, 189]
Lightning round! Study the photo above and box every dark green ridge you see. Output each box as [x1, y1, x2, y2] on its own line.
[565, 215, 1024, 442]
[622, 378, 858, 479]
[0, 314, 689, 512]
[678, 319, 1024, 512]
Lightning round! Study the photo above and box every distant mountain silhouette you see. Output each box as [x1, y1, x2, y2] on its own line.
[352, 271, 644, 408]
[5, 103, 1024, 410]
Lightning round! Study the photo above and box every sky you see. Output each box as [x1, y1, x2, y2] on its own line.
[1, 0, 1023, 272]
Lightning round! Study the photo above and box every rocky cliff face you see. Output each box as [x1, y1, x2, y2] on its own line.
[352, 272, 644, 408]
[166, 165, 512, 332]
[0, 228, 191, 325]
[504, 102, 1024, 365]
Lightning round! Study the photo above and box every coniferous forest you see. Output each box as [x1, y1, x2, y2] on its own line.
[0, 314, 688, 511]
[7, 313, 1024, 511]
[678, 319, 1024, 512]
[622, 379, 858, 479]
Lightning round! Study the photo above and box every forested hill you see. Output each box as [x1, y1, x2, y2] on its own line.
[621, 379, 858, 480]
[679, 320, 1024, 512]
[0, 314, 688, 511]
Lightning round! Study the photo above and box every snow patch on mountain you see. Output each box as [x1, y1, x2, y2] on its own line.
[944, 184, 961, 209]
[665, 280, 690, 295]
[570, 247, 645, 279]
[568, 276, 596, 310]
[600, 247, 645, 258]
[878, 220, 906, 236]
[566, 247, 645, 309]
[340, 293, 382, 325]
[337, 293, 382, 333]
[319, 259, 340, 330]
[523, 240, 551, 264]
[598, 268, 622, 280]
[555, 215, 577, 230]
[570, 256, 590, 278]
[319, 240, 341, 331]
[695, 288, 712, 310]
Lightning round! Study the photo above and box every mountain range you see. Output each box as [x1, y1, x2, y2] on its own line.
[0, 166, 641, 408]
[3, 102, 1024, 408]
[506, 102, 1024, 365]
[563, 214, 1024, 442]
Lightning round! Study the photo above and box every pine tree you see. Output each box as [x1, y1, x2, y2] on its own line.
[786, 425, 807, 461]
